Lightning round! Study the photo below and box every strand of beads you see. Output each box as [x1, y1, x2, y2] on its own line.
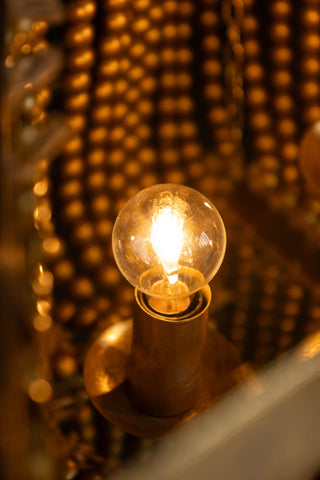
[268, 1, 300, 195]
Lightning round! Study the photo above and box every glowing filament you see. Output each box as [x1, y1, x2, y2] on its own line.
[151, 206, 184, 285]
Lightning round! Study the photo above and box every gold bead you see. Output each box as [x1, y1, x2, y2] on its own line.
[95, 218, 113, 239]
[283, 165, 299, 183]
[112, 103, 127, 120]
[53, 259, 75, 282]
[277, 118, 296, 137]
[163, 24, 176, 41]
[254, 134, 276, 152]
[110, 126, 125, 142]
[58, 180, 82, 200]
[281, 142, 298, 161]
[64, 23, 94, 48]
[176, 48, 193, 65]
[243, 16, 259, 35]
[145, 28, 161, 45]
[99, 37, 121, 56]
[136, 99, 153, 116]
[124, 159, 141, 178]
[94, 82, 113, 100]
[91, 104, 112, 124]
[54, 301, 76, 323]
[132, 17, 150, 34]
[270, 46, 292, 64]
[260, 155, 279, 170]
[245, 63, 264, 82]
[270, 22, 290, 41]
[201, 11, 219, 28]
[181, 142, 201, 160]
[129, 42, 146, 58]
[64, 137, 84, 156]
[270, 1, 292, 18]
[65, 91, 90, 111]
[213, 127, 230, 142]
[138, 147, 155, 166]
[109, 149, 125, 166]
[114, 79, 129, 95]
[67, 47, 95, 70]
[203, 59, 222, 77]
[271, 70, 291, 88]
[61, 157, 84, 177]
[177, 23, 192, 39]
[208, 106, 228, 124]
[300, 56, 320, 75]
[87, 148, 106, 167]
[71, 222, 95, 245]
[64, 72, 91, 92]
[98, 58, 119, 77]
[80, 244, 103, 267]
[123, 111, 140, 128]
[123, 134, 140, 151]
[176, 96, 194, 113]
[179, 121, 197, 138]
[88, 126, 108, 145]
[109, 172, 126, 191]
[303, 105, 320, 124]
[163, 169, 186, 184]
[139, 76, 156, 94]
[149, 6, 163, 22]
[163, 0, 178, 16]
[96, 266, 121, 289]
[158, 122, 177, 139]
[139, 172, 158, 188]
[178, 1, 194, 16]
[301, 8, 320, 27]
[244, 39, 260, 57]
[300, 81, 320, 100]
[159, 97, 175, 115]
[66, 0, 96, 22]
[87, 171, 108, 190]
[128, 66, 144, 82]
[62, 199, 85, 222]
[301, 33, 320, 51]
[133, 0, 150, 11]
[161, 48, 176, 65]
[107, 13, 128, 31]
[119, 57, 131, 73]
[77, 306, 98, 326]
[160, 148, 179, 166]
[246, 87, 267, 107]
[273, 94, 293, 113]
[71, 276, 94, 298]
[68, 114, 87, 132]
[249, 112, 271, 130]
[143, 52, 159, 69]
[203, 34, 220, 52]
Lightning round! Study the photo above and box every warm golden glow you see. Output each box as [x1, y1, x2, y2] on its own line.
[151, 205, 184, 285]
[28, 379, 52, 403]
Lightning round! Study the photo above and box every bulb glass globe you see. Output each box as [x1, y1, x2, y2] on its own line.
[112, 184, 226, 313]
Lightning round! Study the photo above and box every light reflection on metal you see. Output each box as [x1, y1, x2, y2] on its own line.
[299, 331, 320, 361]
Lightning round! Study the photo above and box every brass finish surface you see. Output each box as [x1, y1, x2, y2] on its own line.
[84, 319, 242, 438]
[129, 286, 211, 417]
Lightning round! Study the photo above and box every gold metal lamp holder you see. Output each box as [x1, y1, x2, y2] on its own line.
[84, 285, 242, 438]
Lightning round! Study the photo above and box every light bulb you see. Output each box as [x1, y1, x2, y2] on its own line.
[112, 183, 226, 314]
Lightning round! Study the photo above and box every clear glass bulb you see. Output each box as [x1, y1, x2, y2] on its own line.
[112, 184, 226, 314]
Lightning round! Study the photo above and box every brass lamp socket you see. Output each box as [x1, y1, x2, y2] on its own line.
[128, 285, 211, 417]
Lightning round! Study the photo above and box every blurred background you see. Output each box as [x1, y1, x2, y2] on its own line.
[1, 0, 320, 478]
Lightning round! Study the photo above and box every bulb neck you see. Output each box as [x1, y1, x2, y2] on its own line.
[128, 285, 211, 417]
